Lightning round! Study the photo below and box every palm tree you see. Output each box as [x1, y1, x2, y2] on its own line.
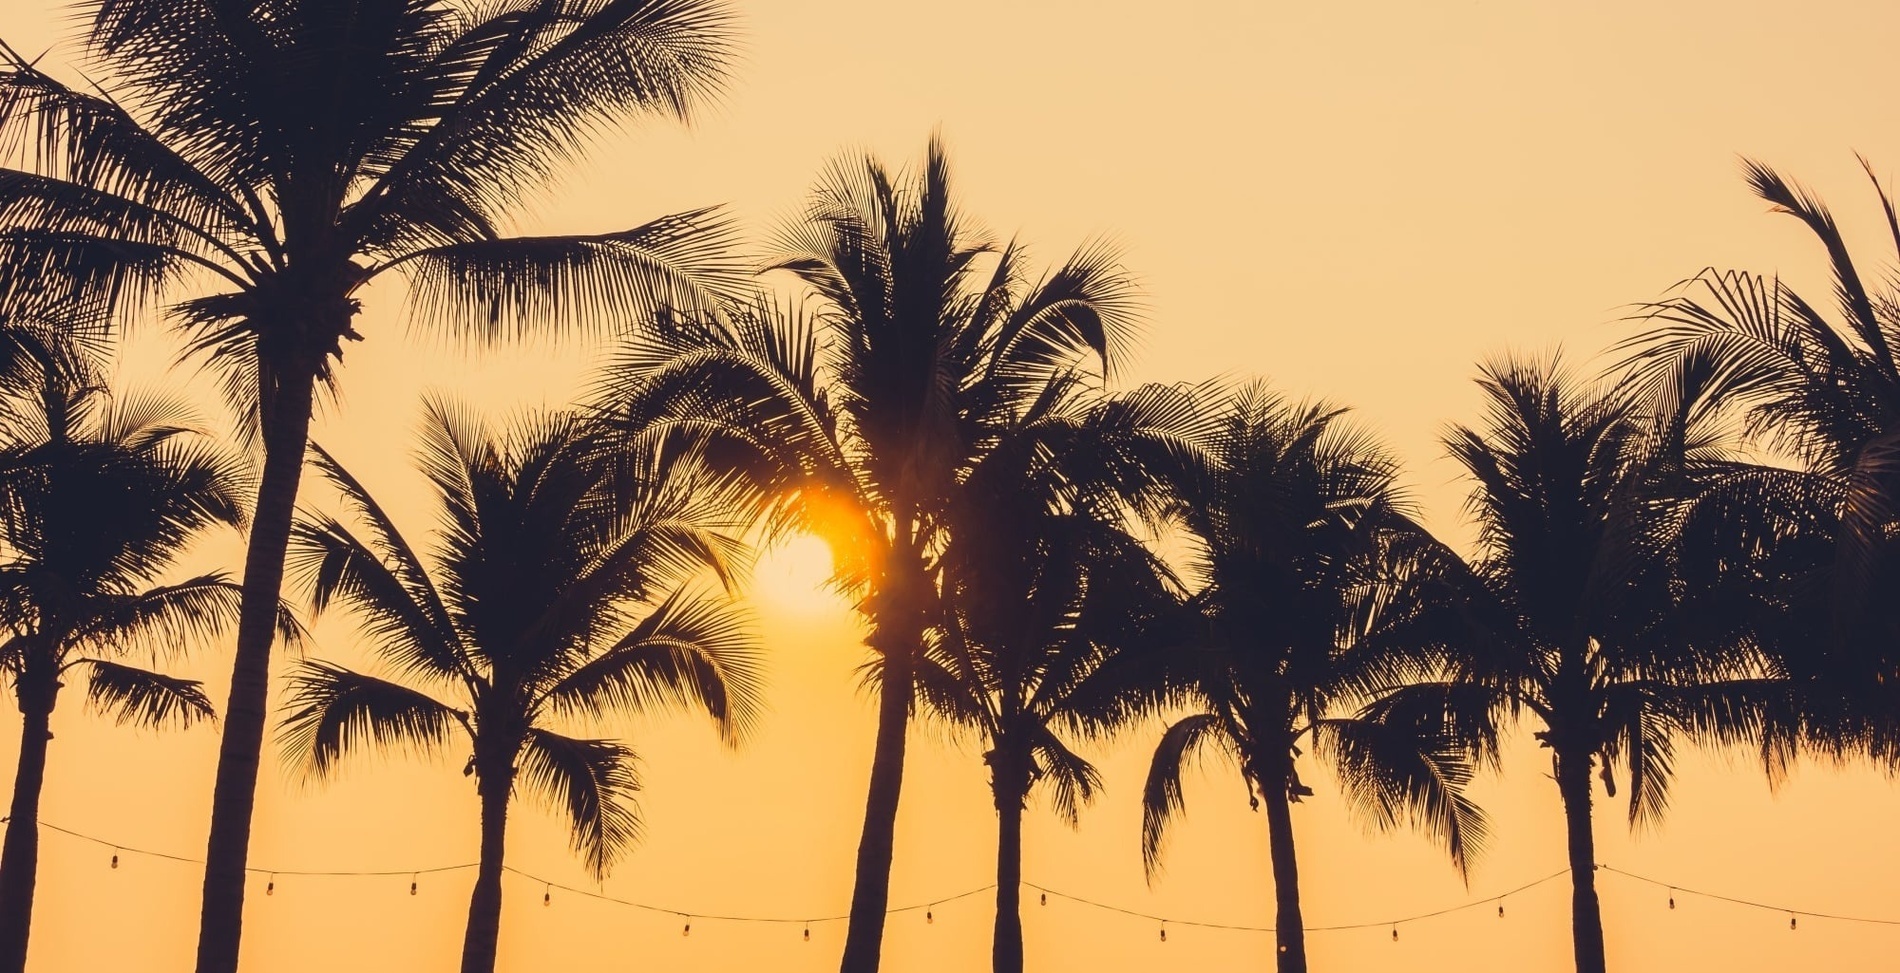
[1141, 384, 1487, 973]
[281, 401, 762, 973]
[599, 139, 1167, 973]
[1376, 356, 1771, 973]
[915, 384, 1196, 973]
[0, 348, 258, 973]
[1622, 157, 1900, 762]
[0, 5, 749, 967]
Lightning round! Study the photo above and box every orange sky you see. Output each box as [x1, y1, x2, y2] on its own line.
[3, 1, 1900, 970]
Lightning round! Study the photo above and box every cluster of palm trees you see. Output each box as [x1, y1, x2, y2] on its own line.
[0, 2, 1893, 973]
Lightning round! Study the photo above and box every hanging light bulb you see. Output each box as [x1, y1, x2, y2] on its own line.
[110, 851, 118, 870]
[1039, 892, 1047, 906]
[266, 875, 275, 897]
[925, 909, 933, 925]
[1158, 922, 1167, 942]
[543, 885, 551, 907]
[682, 920, 692, 938]
[1278, 944, 1287, 954]
[1497, 900, 1505, 918]
[410, 874, 418, 896]
[1668, 890, 1676, 910]
[1391, 925, 1399, 942]
[1790, 915, 1798, 931]
[803, 925, 811, 942]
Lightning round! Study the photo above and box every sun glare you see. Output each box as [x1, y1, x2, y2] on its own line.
[751, 532, 847, 616]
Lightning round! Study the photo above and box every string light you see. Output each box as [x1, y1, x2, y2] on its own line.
[925, 909, 933, 924]
[34, 818, 1900, 943]
[1598, 865, 1900, 929]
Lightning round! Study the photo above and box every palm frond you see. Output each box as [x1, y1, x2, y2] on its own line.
[515, 727, 642, 879]
[1028, 726, 1101, 828]
[1141, 712, 1229, 880]
[538, 585, 762, 744]
[278, 662, 462, 779]
[1315, 713, 1489, 878]
[389, 207, 751, 343]
[80, 657, 214, 728]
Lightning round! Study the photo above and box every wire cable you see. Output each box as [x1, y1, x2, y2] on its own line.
[1025, 867, 1574, 933]
[28, 816, 1900, 935]
[1599, 864, 1900, 927]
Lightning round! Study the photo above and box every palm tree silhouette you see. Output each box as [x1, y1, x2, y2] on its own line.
[1377, 356, 1771, 973]
[916, 383, 1198, 973]
[1141, 384, 1486, 973]
[0, 346, 260, 973]
[1623, 158, 1900, 761]
[0, 4, 748, 966]
[600, 138, 1150, 973]
[280, 402, 762, 973]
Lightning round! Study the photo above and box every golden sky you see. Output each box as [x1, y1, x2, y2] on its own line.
[4, 1, 1900, 970]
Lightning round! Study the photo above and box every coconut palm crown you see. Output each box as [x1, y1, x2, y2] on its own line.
[1141, 384, 1488, 973]
[281, 402, 762, 973]
[0, 345, 258, 973]
[0, 4, 749, 966]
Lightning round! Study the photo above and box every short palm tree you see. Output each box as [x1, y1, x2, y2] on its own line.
[600, 139, 1180, 973]
[917, 384, 1194, 973]
[1377, 356, 1770, 973]
[0, 5, 748, 966]
[281, 402, 762, 973]
[1622, 158, 1900, 760]
[1142, 385, 1486, 973]
[0, 349, 253, 973]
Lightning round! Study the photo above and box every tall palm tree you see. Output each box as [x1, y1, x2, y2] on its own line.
[599, 139, 1170, 973]
[1141, 385, 1486, 973]
[0, 348, 258, 973]
[915, 383, 1195, 973]
[1622, 157, 1900, 761]
[0, 5, 749, 967]
[1376, 356, 1770, 973]
[281, 401, 762, 973]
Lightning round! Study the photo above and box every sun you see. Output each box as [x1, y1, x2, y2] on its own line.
[750, 532, 848, 616]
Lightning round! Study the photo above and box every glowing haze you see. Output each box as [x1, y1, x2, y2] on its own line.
[3, 1, 1899, 971]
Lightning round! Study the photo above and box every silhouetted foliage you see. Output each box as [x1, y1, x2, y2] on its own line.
[0, 2, 749, 965]
[916, 380, 1199, 973]
[0, 345, 261, 973]
[598, 137, 1178, 973]
[1625, 158, 1900, 769]
[282, 402, 762, 973]
[1140, 383, 1485, 973]
[1377, 355, 1776, 973]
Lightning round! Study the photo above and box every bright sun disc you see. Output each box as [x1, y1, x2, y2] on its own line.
[752, 533, 843, 615]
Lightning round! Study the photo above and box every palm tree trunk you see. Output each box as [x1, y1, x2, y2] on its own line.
[195, 362, 319, 973]
[990, 777, 1026, 973]
[0, 689, 55, 973]
[460, 774, 512, 973]
[839, 629, 916, 973]
[1555, 749, 1607, 973]
[1262, 783, 1307, 973]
